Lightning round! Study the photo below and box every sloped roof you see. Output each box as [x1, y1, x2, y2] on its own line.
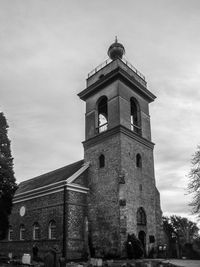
[16, 160, 84, 195]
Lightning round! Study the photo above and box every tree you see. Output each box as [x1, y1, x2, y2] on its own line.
[0, 112, 17, 239]
[163, 215, 199, 258]
[170, 216, 199, 243]
[188, 145, 200, 217]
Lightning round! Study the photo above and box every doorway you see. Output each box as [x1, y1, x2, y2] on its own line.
[138, 230, 146, 254]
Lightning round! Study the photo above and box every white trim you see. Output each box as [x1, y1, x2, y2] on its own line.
[33, 223, 40, 240]
[15, 162, 90, 198]
[14, 183, 89, 203]
[15, 180, 65, 197]
[14, 189, 64, 203]
[19, 225, 25, 241]
[66, 162, 90, 184]
[8, 227, 13, 241]
[67, 183, 89, 191]
[67, 186, 89, 194]
[15, 184, 65, 200]
[48, 220, 56, 240]
[13, 184, 89, 204]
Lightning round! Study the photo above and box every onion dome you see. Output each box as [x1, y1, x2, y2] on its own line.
[107, 37, 125, 60]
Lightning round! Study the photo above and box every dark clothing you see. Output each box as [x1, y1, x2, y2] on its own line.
[32, 246, 39, 261]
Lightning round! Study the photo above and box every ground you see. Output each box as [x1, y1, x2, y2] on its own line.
[165, 259, 200, 267]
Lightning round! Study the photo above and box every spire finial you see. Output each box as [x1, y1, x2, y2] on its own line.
[108, 38, 125, 60]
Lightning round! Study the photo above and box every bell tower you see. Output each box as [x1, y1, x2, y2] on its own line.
[78, 39, 162, 257]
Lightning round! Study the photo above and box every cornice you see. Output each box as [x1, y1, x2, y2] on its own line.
[78, 67, 156, 103]
[14, 184, 89, 204]
[14, 163, 90, 203]
[83, 125, 155, 150]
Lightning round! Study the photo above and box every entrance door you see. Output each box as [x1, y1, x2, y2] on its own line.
[138, 230, 146, 255]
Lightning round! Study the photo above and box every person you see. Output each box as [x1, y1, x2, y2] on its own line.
[44, 245, 60, 267]
[32, 244, 39, 261]
[126, 233, 144, 259]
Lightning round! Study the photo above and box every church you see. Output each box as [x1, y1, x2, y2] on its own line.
[0, 40, 163, 260]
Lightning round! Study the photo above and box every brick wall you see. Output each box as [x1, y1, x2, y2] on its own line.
[0, 174, 88, 260]
[84, 133, 121, 258]
[120, 132, 160, 252]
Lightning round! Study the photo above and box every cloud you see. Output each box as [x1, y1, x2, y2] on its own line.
[1, 0, 200, 224]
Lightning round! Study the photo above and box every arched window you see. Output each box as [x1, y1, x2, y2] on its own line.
[130, 98, 141, 135]
[48, 220, 56, 239]
[137, 207, 146, 225]
[99, 154, 105, 168]
[20, 224, 25, 241]
[98, 97, 108, 133]
[8, 226, 13, 241]
[136, 153, 142, 168]
[33, 222, 40, 240]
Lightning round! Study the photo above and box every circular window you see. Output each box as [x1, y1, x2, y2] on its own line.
[19, 206, 26, 217]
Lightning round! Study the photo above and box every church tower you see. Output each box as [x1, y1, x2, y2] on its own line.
[78, 39, 162, 257]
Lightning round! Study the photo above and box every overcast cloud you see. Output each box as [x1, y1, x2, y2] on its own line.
[1, 0, 200, 225]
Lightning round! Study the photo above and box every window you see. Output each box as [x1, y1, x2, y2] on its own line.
[137, 207, 146, 225]
[48, 220, 56, 239]
[97, 97, 108, 133]
[136, 153, 142, 168]
[33, 223, 40, 240]
[99, 154, 105, 168]
[20, 224, 25, 241]
[130, 98, 141, 135]
[8, 226, 13, 241]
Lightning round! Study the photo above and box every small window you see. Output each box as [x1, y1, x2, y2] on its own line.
[137, 207, 146, 225]
[136, 154, 142, 168]
[33, 223, 40, 240]
[8, 226, 13, 241]
[99, 154, 105, 168]
[48, 220, 56, 240]
[20, 224, 25, 241]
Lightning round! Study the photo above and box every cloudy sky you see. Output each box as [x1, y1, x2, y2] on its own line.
[1, 0, 200, 224]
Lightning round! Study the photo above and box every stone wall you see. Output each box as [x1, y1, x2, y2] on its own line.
[84, 128, 162, 257]
[0, 178, 88, 260]
[120, 131, 160, 253]
[84, 133, 121, 258]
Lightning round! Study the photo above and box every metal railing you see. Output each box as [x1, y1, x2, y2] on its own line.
[122, 57, 145, 81]
[88, 58, 112, 78]
[87, 57, 145, 81]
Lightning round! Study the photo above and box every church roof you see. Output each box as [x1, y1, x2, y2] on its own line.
[16, 159, 84, 195]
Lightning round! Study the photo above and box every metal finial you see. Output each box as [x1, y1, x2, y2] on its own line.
[115, 36, 118, 43]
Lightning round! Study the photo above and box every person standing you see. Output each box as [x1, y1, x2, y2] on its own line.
[32, 244, 39, 261]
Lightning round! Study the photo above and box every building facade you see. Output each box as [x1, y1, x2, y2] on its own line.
[0, 40, 163, 260]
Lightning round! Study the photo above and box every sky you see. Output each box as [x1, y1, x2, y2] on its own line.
[1, 0, 200, 225]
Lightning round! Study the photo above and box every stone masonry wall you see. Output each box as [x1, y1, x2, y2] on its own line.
[0, 181, 88, 260]
[84, 133, 121, 258]
[120, 132, 159, 253]
[0, 191, 64, 258]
